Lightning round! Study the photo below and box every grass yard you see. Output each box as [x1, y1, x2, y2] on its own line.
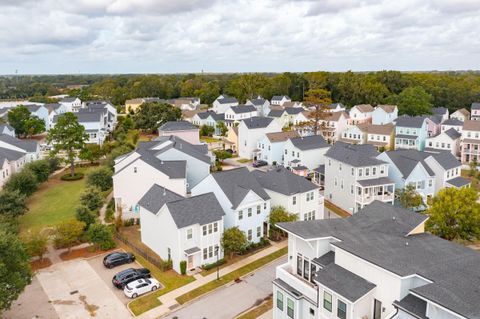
[200, 136, 222, 143]
[461, 170, 479, 191]
[19, 166, 95, 235]
[236, 297, 272, 319]
[176, 246, 287, 305]
[237, 158, 252, 164]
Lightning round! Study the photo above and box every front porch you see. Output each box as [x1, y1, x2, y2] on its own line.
[355, 177, 395, 207]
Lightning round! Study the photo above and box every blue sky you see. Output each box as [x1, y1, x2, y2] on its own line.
[1, 0, 479, 74]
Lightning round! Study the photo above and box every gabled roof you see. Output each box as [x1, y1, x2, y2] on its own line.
[242, 117, 274, 129]
[0, 124, 14, 132]
[427, 115, 442, 125]
[25, 104, 44, 112]
[248, 98, 267, 106]
[375, 104, 397, 113]
[430, 151, 461, 170]
[44, 103, 63, 112]
[0, 147, 25, 161]
[138, 184, 184, 214]
[352, 104, 374, 113]
[393, 294, 428, 319]
[442, 118, 463, 126]
[446, 176, 470, 188]
[328, 103, 344, 109]
[283, 107, 304, 115]
[159, 121, 198, 132]
[271, 95, 290, 101]
[463, 120, 480, 131]
[229, 105, 257, 114]
[60, 97, 78, 103]
[136, 148, 187, 178]
[0, 134, 38, 152]
[325, 141, 383, 167]
[357, 123, 394, 135]
[216, 97, 238, 104]
[382, 150, 434, 177]
[453, 108, 470, 116]
[443, 128, 461, 140]
[323, 111, 349, 122]
[53, 111, 102, 124]
[431, 107, 448, 116]
[140, 135, 211, 164]
[395, 115, 426, 128]
[251, 166, 318, 195]
[265, 131, 299, 143]
[471, 102, 480, 110]
[289, 135, 329, 151]
[211, 167, 270, 209]
[267, 109, 285, 118]
[166, 193, 225, 228]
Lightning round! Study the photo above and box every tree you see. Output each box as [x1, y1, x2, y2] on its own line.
[4, 168, 39, 196]
[214, 150, 232, 163]
[80, 187, 104, 211]
[388, 86, 433, 116]
[468, 157, 478, 177]
[22, 231, 48, 261]
[221, 227, 247, 259]
[47, 113, 88, 177]
[25, 160, 51, 183]
[0, 228, 31, 311]
[0, 190, 28, 218]
[302, 89, 332, 135]
[269, 206, 298, 240]
[86, 167, 113, 191]
[397, 185, 423, 210]
[79, 144, 104, 163]
[7, 106, 45, 137]
[75, 206, 97, 229]
[54, 219, 85, 252]
[86, 223, 116, 250]
[427, 187, 480, 241]
[133, 102, 181, 133]
[200, 124, 215, 137]
[216, 121, 228, 136]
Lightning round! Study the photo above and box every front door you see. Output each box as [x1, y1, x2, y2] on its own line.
[374, 299, 382, 319]
[187, 255, 193, 269]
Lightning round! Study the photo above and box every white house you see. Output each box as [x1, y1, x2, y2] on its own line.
[0, 147, 26, 184]
[349, 104, 374, 125]
[0, 124, 15, 137]
[318, 111, 349, 142]
[252, 166, 323, 220]
[371, 104, 398, 125]
[268, 108, 305, 128]
[45, 103, 68, 129]
[238, 117, 282, 160]
[283, 135, 330, 170]
[324, 142, 394, 214]
[82, 100, 117, 132]
[441, 118, 463, 133]
[325, 103, 346, 113]
[257, 131, 299, 165]
[461, 120, 480, 164]
[53, 111, 107, 145]
[431, 107, 449, 122]
[139, 185, 224, 273]
[273, 201, 480, 319]
[192, 167, 271, 243]
[246, 97, 271, 116]
[212, 95, 239, 114]
[0, 134, 41, 163]
[25, 104, 50, 130]
[425, 128, 461, 157]
[271, 95, 291, 106]
[471, 102, 480, 120]
[158, 121, 200, 145]
[59, 97, 82, 112]
[224, 105, 258, 123]
[450, 108, 470, 122]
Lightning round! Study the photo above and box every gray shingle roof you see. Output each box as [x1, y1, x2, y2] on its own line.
[471, 102, 480, 110]
[289, 135, 329, 151]
[442, 118, 463, 126]
[393, 294, 428, 319]
[267, 109, 284, 118]
[0, 147, 25, 161]
[382, 150, 434, 177]
[431, 107, 448, 116]
[25, 104, 44, 112]
[312, 251, 335, 267]
[284, 107, 304, 115]
[0, 134, 38, 152]
[446, 176, 470, 187]
[229, 105, 257, 114]
[138, 184, 184, 214]
[248, 98, 267, 106]
[395, 115, 426, 128]
[325, 141, 384, 167]
[356, 177, 394, 187]
[328, 103, 344, 109]
[217, 97, 238, 104]
[136, 148, 187, 178]
[242, 117, 274, 129]
[251, 166, 318, 196]
[159, 121, 198, 131]
[212, 167, 270, 209]
[427, 115, 442, 124]
[60, 97, 77, 103]
[443, 128, 461, 139]
[147, 135, 211, 164]
[271, 95, 290, 101]
[430, 151, 461, 170]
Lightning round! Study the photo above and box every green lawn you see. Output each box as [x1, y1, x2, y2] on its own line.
[200, 136, 222, 143]
[176, 247, 287, 305]
[237, 158, 252, 163]
[19, 166, 95, 234]
[236, 297, 272, 319]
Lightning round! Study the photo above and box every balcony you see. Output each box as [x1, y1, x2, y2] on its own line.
[276, 262, 317, 303]
[356, 178, 395, 205]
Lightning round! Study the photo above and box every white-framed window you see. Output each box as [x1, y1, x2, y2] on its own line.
[203, 225, 207, 236]
[429, 179, 433, 187]
[359, 168, 363, 176]
[187, 228, 193, 239]
[257, 205, 261, 214]
[133, 167, 137, 173]
[334, 177, 337, 187]
[214, 222, 218, 232]
[208, 224, 213, 234]
[350, 184, 354, 195]
[323, 291, 332, 312]
[340, 179, 344, 189]
[257, 226, 262, 238]
[337, 300, 347, 319]
[248, 208, 252, 217]
[292, 196, 297, 205]
[276, 291, 284, 311]
[339, 163, 342, 171]
[287, 298, 294, 319]
[351, 167, 355, 175]
[203, 248, 207, 260]
[247, 229, 252, 241]
[208, 246, 213, 258]
[238, 210, 243, 220]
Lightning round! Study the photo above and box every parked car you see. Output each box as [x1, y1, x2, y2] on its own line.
[103, 252, 135, 269]
[112, 268, 151, 289]
[124, 278, 160, 298]
[252, 160, 268, 167]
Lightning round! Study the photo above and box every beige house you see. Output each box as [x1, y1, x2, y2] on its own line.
[226, 126, 239, 152]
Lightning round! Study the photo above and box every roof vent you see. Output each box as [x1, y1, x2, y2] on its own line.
[392, 216, 396, 221]
[405, 242, 409, 246]
[163, 187, 166, 196]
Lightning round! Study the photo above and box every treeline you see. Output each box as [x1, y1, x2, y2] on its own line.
[1, 71, 480, 112]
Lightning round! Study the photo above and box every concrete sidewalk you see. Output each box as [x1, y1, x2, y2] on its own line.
[138, 240, 287, 319]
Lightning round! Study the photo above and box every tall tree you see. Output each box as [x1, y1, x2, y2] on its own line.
[133, 102, 181, 133]
[7, 106, 45, 137]
[22, 231, 49, 261]
[221, 227, 247, 259]
[427, 187, 480, 241]
[269, 206, 298, 240]
[54, 220, 85, 252]
[47, 112, 88, 177]
[0, 190, 28, 218]
[388, 86, 433, 116]
[302, 89, 332, 135]
[397, 184, 423, 210]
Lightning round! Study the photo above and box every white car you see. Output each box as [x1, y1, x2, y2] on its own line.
[123, 278, 160, 298]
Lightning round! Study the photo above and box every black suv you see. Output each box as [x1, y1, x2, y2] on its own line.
[103, 252, 135, 269]
[112, 268, 151, 289]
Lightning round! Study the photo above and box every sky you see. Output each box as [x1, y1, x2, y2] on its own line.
[1, 0, 480, 74]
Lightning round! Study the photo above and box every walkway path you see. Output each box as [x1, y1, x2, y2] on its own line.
[138, 240, 288, 319]
[99, 191, 113, 224]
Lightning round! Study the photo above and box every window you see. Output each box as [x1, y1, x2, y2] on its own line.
[257, 205, 261, 214]
[340, 179, 344, 189]
[339, 163, 342, 171]
[167, 248, 171, 260]
[337, 300, 347, 319]
[428, 179, 433, 187]
[264, 203, 267, 210]
[248, 208, 252, 217]
[297, 254, 302, 276]
[350, 184, 354, 195]
[323, 291, 332, 312]
[285, 149, 287, 155]
[187, 228, 192, 239]
[208, 246, 213, 258]
[373, 167, 376, 175]
[133, 167, 137, 173]
[287, 299, 294, 318]
[310, 308, 315, 315]
[334, 177, 337, 187]
[380, 165, 385, 174]
[208, 224, 213, 234]
[358, 168, 363, 177]
[247, 229, 252, 241]
[214, 222, 218, 232]
[303, 258, 310, 280]
[310, 263, 317, 283]
[257, 226, 262, 238]
[292, 196, 297, 205]
[351, 168, 355, 175]
[276, 291, 284, 310]
[366, 168, 370, 176]
[239, 210, 243, 220]
[203, 225, 207, 236]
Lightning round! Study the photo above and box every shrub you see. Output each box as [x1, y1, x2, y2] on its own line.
[80, 187, 104, 211]
[60, 173, 84, 181]
[123, 218, 135, 227]
[54, 219, 85, 252]
[221, 227, 247, 259]
[48, 157, 61, 173]
[87, 167, 113, 191]
[202, 258, 226, 271]
[4, 168, 38, 196]
[86, 223, 116, 251]
[75, 206, 97, 229]
[160, 259, 173, 271]
[22, 230, 48, 260]
[25, 160, 51, 183]
[0, 189, 28, 218]
[180, 260, 187, 275]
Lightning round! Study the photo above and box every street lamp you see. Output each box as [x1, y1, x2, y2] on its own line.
[215, 246, 220, 280]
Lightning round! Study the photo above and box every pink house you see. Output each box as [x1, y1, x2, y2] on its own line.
[158, 121, 200, 145]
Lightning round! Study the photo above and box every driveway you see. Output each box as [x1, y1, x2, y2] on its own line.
[164, 256, 286, 319]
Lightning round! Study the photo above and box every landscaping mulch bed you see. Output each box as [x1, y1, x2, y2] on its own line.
[59, 246, 114, 261]
[30, 258, 52, 271]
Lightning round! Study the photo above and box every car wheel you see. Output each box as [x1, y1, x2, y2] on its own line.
[107, 264, 113, 269]
[132, 293, 138, 298]
[151, 286, 157, 291]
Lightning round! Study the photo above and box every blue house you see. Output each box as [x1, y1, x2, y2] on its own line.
[394, 115, 428, 151]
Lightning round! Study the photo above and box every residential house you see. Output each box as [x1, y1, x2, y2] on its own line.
[461, 120, 480, 164]
[191, 111, 225, 134]
[273, 201, 480, 319]
[450, 108, 470, 122]
[59, 97, 81, 112]
[268, 108, 304, 128]
[425, 128, 461, 157]
[340, 123, 394, 150]
[212, 95, 239, 114]
[325, 103, 346, 113]
[292, 112, 311, 137]
[226, 126, 239, 153]
[0, 134, 41, 162]
[441, 118, 463, 133]
[158, 121, 200, 145]
[181, 110, 202, 123]
[0, 154, 12, 188]
[139, 185, 224, 273]
[282, 101, 303, 109]
[425, 115, 442, 137]
[45, 103, 68, 129]
[252, 166, 323, 220]
[318, 111, 349, 142]
[371, 105, 398, 125]
[125, 97, 159, 113]
[246, 97, 271, 116]
[423, 151, 470, 192]
[238, 117, 282, 160]
[431, 107, 449, 122]
[324, 142, 394, 214]
[53, 111, 107, 145]
[283, 135, 330, 170]
[224, 105, 258, 124]
[271, 95, 291, 106]
[25, 104, 50, 130]
[82, 100, 117, 131]
[394, 115, 428, 151]
[192, 167, 271, 243]
[0, 147, 26, 187]
[257, 131, 299, 165]
[471, 102, 480, 120]
[169, 97, 201, 111]
[0, 124, 15, 137]
[348, 104, 374, 125]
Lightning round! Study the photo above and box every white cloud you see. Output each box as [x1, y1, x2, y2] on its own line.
[0, 0, 479, 73]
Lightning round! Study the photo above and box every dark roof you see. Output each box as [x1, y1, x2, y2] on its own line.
[357, 177, 394, 187]
[54, 111, 102, 123]
[312, 251, 335, 267]
[229, 105, 257, 114]
[395, 115, 426, 128]
[427, 115, 443, 124]
[289, 135, 329, 151]
[159, 121, 198, 131]
[0, 134, 38, 152]
[278, 201, 480, 318]
[393, 294, 428, 319]
[446, 176, 470, 188]
[395, 134, 418, 140]
[314, 164, 325, 174]
[443, 128, 461, 139]
[24, 104, 44, 112]
[267, 109, 284, 118]
[217, 97, 238, 104]
[184, 247, 201, 255]
[196, 111, 218, 120]
[273, 278, 315, 304]
[212, 167, 270, 209]
[284, 107, 304, 115]
[60, 97, 77, 103]
[0, 147, 25, 161]
[138, 184, 184, 214]
[135, 148, 186, 178]
[251, 166, 318, 195]
[442, 118, 463, 126]
[314, 264, 376, 302]
[471, 102, 480, 110]
[431, 107, 448, 116]
[0, 124, 14, 132]
[271, 95, 290, 101]
[382, 150, 434, 177]
[145, 135, 211, 164]
[430, 151, 461, 170]
[328, 103, 345, 109]
[325, 142, 384, 167]
[166, 193, 224, 228]
[242, 117, 274, 129]
[248, 98, 267, 106]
